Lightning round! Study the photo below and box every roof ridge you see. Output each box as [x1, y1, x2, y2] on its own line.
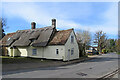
[17, 26, 52, 32]
[58, 28, 73, 32]
[7, 32, 16, 35]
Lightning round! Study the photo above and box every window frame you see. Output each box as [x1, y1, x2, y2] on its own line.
[32, 49, 37, 55]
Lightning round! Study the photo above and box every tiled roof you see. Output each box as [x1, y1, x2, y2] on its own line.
[49, 29, 73, 45]
[0, 32, 16, 46]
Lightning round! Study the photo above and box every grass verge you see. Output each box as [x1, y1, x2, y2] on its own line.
[117, 52, 120, 55]
[1, 56, 53, 64]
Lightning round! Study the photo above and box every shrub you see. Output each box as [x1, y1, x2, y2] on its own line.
[102, 49, 107, 54]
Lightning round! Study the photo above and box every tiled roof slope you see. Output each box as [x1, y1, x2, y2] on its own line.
[49, 29, 73, 45]
[0, 32, 16, 47]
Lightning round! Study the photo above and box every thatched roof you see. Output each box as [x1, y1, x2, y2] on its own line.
[31, 27, 55, 47]
[0, 26, 73, 47]
[11, 27, 54, 47]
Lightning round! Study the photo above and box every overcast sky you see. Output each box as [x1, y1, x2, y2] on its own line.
[2, 2, 118, 39]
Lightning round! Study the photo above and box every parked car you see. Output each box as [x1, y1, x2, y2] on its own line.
[86, 48, 99, 55]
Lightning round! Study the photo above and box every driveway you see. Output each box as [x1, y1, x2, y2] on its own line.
[3, 53, 119, 78]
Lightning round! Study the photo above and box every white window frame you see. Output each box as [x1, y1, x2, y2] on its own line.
[32, 49, 37, 55]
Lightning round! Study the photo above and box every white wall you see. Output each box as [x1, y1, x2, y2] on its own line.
[65, 30, 79, 61]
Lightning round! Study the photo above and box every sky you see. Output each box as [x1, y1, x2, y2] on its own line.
[1, 2, 118, 40]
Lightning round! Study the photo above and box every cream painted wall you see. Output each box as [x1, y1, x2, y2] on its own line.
[43, 46, 65, 60]
[27, 46, 43, 58]
[8, 47, 12, 56]
[7, 47, 21, 57]
[8, 46, 65, 60]
[18, 47, 28, 57]
[27, 46, 65, 60]
[65, 30, 79, 61]
[7, 30, 79, 61]
[14, 48, 21, 56]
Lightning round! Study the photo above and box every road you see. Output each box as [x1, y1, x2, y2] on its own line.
[3, 53, 119, 78]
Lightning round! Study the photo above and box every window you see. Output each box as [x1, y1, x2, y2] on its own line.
[32, 49, 37, 55]
[7, 38, 11, 41]
[56, 49, 59, 54]
[71, 36, 74, 43]
[71, 48, 74, 55]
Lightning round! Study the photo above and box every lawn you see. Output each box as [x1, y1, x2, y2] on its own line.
[1, 56, 53, 64]
[0, 56, 24, 58]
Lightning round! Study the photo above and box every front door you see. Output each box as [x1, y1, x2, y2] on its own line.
[68, 49, 70, 61]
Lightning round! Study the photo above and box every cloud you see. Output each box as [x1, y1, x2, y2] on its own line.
[2, 2, 118, 37]
[3, 3, 53, 26]
[98, 3, 118, 35]
[58, 3, 118, 36]
[2, 2, 92, 27]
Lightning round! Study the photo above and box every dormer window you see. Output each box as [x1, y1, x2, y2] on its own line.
[7, 38, 11, 41]
[71, 36, 74, 43]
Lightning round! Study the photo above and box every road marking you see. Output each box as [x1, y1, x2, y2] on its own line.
[97, 68, 120, 80]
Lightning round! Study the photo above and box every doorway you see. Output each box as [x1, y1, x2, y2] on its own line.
[68, 49, 70, 61]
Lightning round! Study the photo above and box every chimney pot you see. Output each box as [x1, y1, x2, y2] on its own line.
[52, 19, 56, 28]
[31, 22, 36, 29]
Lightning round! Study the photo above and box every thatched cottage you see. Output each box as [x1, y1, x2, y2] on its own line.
[0, 19, 79, 61]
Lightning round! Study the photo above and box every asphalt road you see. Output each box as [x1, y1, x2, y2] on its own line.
[3, 53, 119, 78]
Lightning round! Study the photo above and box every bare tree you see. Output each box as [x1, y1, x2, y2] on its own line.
[76, 30, 91, 56]
[0, 18, 6, 56]
[93, 31, 107, 53]
[0, 18, 6, 40]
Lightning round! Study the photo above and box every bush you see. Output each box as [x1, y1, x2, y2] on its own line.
[117, 52, 120, 55]
[102, 49, 107, 54]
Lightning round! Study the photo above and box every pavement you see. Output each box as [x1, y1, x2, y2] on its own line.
[2, 53, 119, 78]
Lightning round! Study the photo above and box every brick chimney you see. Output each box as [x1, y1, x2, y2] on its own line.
[31, 22, 36, 29]
[52, 19, 56, 28]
